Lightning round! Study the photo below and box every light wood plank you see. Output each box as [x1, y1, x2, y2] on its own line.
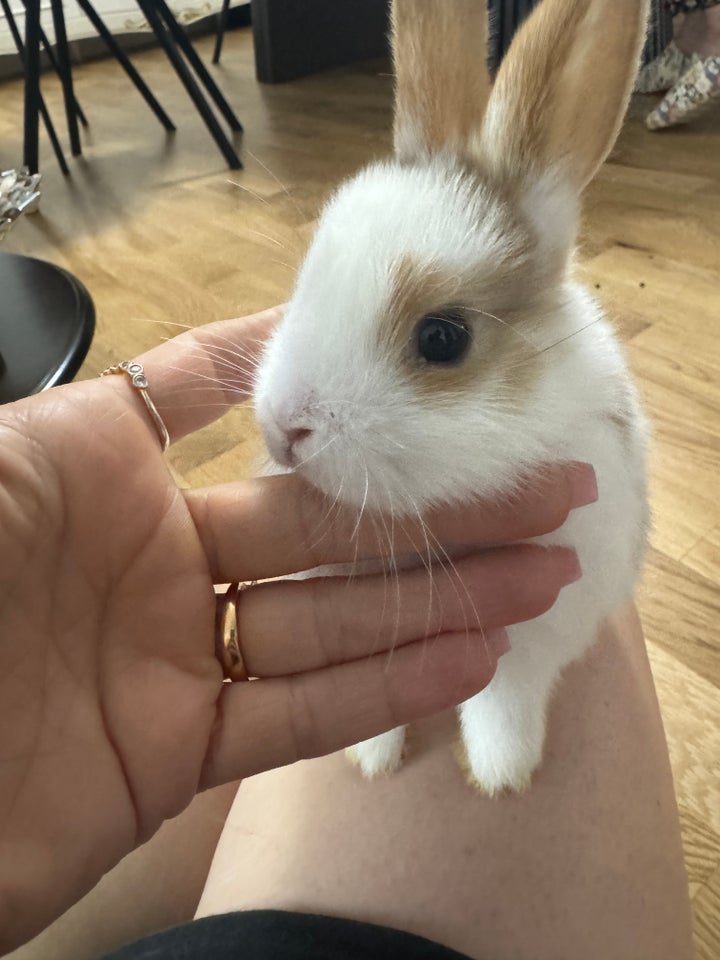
[685, 524, 720, 585]
[641, 546, 719, 684]
[693, 863, 720, 960]
[678, 806, 720, 898]
[647, 642, 720, 837]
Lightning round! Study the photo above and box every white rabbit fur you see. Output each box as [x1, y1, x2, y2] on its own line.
[253, 0, 651, 794]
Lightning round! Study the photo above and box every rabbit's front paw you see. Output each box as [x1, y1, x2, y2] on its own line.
[455, 718, 545, 797]
[346, 727, 405, 779]
[456, 730, 542, 797]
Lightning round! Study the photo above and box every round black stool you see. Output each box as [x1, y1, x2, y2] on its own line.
[0, 250, 95, 404]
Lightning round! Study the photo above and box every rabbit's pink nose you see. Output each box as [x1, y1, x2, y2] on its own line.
[274, 424, 313, 467]
[285, 427, 312, 447]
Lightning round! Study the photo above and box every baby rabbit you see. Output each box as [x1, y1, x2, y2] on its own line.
[254, 0, 651, 796]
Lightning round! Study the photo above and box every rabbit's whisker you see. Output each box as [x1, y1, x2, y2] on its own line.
[350, 463, 371, 543]
[248, 228, 288, 250]
[270, 258, 299, 274]
[161, 385, 249, 401]
[168, 363, 256, 390]
[305, 469, 348, 555]
[296, 433, 339, 469]
[189, 345, 262, 374]
[397, 497, 440, 671]
[368, 510, 391, 656]
[411, 500, 489, 668]
[374, 485, 402, 667]
[162, 374, 252, 396]
[176, 351, 260, 381]
[368, 426, 407, 451]
[165, 365, 255, 395]
[534, 318, 603, 356]
[226, 179, 270, 206]
[136, 318, 195, 330]
[186, 332, 268, 366]
[245, 149, 307, 220]
[464, 305, 539, 351]
[343, 457, 370, 590]
[160, 400, 248, 411]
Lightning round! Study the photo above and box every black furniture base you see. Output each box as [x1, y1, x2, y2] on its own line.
[17, 0, 243, 174]
[0, 251, 95, 403]
[251, 0, 390, 84]
[249, 0, 673, 84]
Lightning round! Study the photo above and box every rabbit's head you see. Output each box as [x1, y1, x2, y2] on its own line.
[255, 0, 649, 514]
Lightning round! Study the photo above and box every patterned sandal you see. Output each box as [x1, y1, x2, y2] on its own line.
[634, 41, 698, 94]
[646, 56, 720, 129]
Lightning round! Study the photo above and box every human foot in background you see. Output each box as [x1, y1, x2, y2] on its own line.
[635, 5, 720, 93]
[644, 5, 720, 128]
[634, 42, 697, 93]
[646, 55, 720, 128]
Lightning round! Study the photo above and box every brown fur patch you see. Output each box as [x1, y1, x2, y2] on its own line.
[377, 174, 560, 408]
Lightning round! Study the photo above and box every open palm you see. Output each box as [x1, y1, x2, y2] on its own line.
[0, 372, 222, 948]
[0, 309, 588, 952]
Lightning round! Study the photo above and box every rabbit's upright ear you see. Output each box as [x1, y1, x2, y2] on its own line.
[391, 0, 491, 162]
[479, 0, 650, 193]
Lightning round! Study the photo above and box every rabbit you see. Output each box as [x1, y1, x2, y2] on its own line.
[253, 0, 651, 796]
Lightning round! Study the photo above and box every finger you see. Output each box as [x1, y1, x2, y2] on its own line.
[184, 462, 597, 583]
[133, 307, 283, 441]
[236, 544, 580, 677]
[199, 627, 508, 789]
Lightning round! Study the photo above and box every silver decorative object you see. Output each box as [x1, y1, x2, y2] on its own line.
[0, 168, 42, 242]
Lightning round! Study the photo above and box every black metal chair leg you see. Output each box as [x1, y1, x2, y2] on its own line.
[1, 0, 70, 173]
[153, 0, 243, 131]
[23, 0, 41, 173]
[75, 0, 176, 131]
[212, 0, 231, 64]
[37, 89, 71, 174]
[50, 0, 82, 155]
[37, 20, 89, 127]
[135, 0, 241, 168]
[17, 0, 89, 128]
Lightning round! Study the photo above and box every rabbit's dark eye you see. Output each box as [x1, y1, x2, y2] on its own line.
[417, 313, 471, 364]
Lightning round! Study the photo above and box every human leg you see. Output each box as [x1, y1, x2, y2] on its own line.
[673, 1, 720, 57]
[646, 55, 720, 128]
[635, 0, 720, 93]
[640, 0, 720, 125]
[196, 607, 693, 960]
[8, 783, 238, 960]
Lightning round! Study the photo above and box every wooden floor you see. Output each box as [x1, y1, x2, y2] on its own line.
[1, 27, 718, 955]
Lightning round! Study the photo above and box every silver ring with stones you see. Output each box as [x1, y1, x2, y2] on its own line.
[100, 361, 170, 452]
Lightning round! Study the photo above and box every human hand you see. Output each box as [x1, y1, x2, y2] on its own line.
[0, 307, 591, 952]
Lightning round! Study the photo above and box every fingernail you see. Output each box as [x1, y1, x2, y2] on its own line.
[567, 462, 598, 509]
[486, 627, 510, 660]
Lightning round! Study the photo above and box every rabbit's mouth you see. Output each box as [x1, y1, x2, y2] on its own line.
[286, 428, 442, 518]
[256, 382, 421, 512]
